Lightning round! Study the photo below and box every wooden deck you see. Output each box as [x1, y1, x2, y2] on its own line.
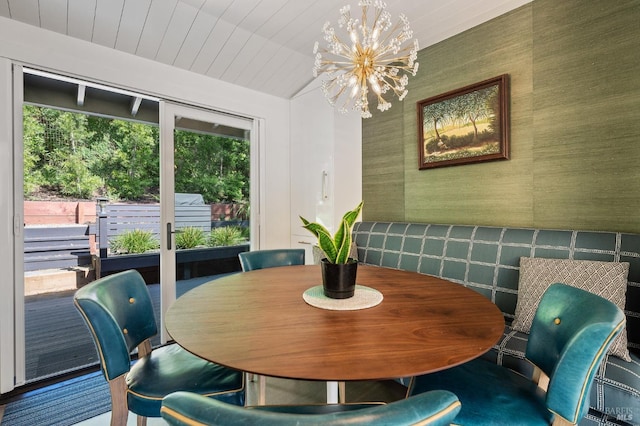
[24, 275, 223, 383]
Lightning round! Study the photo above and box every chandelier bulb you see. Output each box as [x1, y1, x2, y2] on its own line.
[350, 84, 360, 98]
[350, 30, 359, 44]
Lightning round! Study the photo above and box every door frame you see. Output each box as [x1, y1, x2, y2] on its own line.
[0, 61, 24, 393]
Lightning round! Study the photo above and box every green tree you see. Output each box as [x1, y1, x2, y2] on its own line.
[22, 105, 45, 195]
[452, 86, 497, 141]
[23, 106, 102, 198]
[87, 118, 159, 200]
[23, 106, 249, 204]
[174, 131, 249, 204]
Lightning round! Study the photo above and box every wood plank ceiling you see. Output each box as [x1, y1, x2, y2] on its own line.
[0, 0, 532, 99]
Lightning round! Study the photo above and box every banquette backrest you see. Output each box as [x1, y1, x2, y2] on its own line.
[352, 221, 640, 356]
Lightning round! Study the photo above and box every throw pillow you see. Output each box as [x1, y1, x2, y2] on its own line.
[514, 257, 630, 361]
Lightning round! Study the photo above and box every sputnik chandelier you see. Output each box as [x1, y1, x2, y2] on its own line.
[313, 1, 419, 118]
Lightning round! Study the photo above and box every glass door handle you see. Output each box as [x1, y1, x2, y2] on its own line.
[167, 223, 173, 250]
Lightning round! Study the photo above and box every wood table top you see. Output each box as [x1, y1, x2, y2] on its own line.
[165, 264, 505, 382]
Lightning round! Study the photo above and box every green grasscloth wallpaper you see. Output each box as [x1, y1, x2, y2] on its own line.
[362, 0, 640, 233]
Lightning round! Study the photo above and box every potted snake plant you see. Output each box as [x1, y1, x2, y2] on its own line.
[300, 201, 363, 299]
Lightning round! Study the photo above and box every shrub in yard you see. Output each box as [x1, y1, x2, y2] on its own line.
[209, 226, 245, 247]
[110, 229, 159, 254]
[239, 226, 250, 241]
[175, 227, 206, 249]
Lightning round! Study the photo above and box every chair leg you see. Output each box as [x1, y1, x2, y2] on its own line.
[137, 415, 147, 426]
[532, 366, 550, 391]
[339, 381, 346, 403]
[552, 416, 574, 426]
[258, 375, 266, 405]
[108, 375, 129, 426]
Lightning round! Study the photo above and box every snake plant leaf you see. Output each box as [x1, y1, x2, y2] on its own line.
[317, 231, 338, 263]
[299, 201, 363, 264]
[342, 201, 364, 228]
[333, 201, 363, 256]
[299, 216, 330, 238]
[334, 220, 352, 264]
[300, 216, 338, 262]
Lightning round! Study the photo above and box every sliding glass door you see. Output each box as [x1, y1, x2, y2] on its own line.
[19, 68, 162, 384]
[159, 102, 255, 342]
[1, 65, 257, 392]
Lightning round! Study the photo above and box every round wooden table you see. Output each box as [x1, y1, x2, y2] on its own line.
[166, 264, 504, 387]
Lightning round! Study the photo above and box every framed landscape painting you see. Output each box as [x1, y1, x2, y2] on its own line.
[418, 74, 509, 169]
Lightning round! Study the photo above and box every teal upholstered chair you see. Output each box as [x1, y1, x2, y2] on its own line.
[74, 270, 245, 426]
[161, 389, 461, 426]
[409, 283, 626, 425]
[238, 248, 305, 271]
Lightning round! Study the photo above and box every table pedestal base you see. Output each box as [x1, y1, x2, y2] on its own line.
[326, 381, 346, 403]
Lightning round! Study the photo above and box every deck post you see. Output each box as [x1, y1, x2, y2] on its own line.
[96, 198, 108, 259]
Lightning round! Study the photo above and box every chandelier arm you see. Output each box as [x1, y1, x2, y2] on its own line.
[367, 5, 385, 41]
[373, 55, 412, 66]
[375, 93, 388, 107]
[325, 81, 349, 106]
[376, 74, 408, 99]
[373, 53, 416, 71]
[360, 4, 369, 39]
[331, 34, 354, 58]
[373, 39, 415, 61]
[378, 74, 402, 91]
[380, 38, 416, 54]
[375, 20, 407, 49]
[373, 56, 409, 71]
[339, 92, 357, 113]
[319, 60, 362, 69]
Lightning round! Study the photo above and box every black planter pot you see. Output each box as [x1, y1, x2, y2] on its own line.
[321, 258, 358, 299]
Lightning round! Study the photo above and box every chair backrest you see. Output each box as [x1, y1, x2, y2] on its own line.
[161, 390, 461, 426]
[526, 283, 626, 424]
[74, 270, 157, 381]
[238, 249, 305, 271]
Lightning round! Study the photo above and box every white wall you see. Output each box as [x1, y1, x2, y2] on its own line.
[0, 16, 292, 249]
[289, 79, 362, 263]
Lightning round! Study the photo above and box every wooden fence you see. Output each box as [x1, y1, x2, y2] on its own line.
[23, 225, 91, 271]
[23, 200, 245, 225]
[23, 200, 246, 274]
[24, 201, 96, 225]
[96, 203, 211, 253]
[94, 203, 247, 279]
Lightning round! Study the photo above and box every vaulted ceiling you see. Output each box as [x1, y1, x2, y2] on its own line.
[0, 0, 532, 99]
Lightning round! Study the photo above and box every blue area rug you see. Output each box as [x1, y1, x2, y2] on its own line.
[1, 372, 110, 426]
